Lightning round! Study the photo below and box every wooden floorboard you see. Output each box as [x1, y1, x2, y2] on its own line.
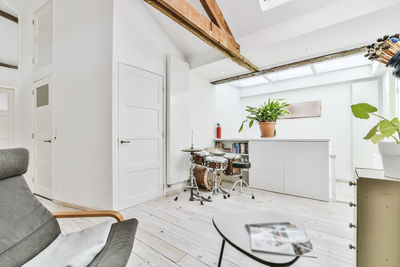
[41, 186, 355, 267]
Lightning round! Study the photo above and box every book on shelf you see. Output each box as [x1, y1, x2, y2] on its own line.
[246, 222, 313, 257]
[214, 141, 249, 154]
[231, 142, 248, 154]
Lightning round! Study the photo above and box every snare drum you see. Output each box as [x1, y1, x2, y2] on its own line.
[192, 150, 210, 166]
[193, 165, 222, 190]
[224, 153, 241, 176]
[205, 156, 228, 170]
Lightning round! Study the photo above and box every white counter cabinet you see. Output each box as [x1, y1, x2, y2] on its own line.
[214, 138, 330, 201]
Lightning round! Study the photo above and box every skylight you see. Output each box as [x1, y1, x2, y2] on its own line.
[229, 76, 269, 88]
[258, 0, 292, 12]
[314, 54, 371, 74]
[265, 66, 313, 82]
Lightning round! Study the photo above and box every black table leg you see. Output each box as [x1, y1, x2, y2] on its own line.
[218, 239, 226, 267]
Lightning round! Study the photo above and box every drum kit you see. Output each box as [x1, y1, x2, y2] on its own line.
[175, 145, 246, 205]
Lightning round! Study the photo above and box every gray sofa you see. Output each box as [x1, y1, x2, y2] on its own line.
[0, 148, 138, 267]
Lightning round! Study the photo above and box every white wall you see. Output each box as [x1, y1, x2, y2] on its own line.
[112, 0, 186, 206]
[18, 0, 114, 209]
[53, 0, 114, 209]
[241, 84, 353, 179]
[113, 0, 184, 75]
[215, 84, 243, 138]
[189, 72, 216, 148]
[14, 0, 187, 210]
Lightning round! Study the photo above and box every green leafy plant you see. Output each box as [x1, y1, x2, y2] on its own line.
[239, 99, 290, 132]
[351, 103, 400, 144]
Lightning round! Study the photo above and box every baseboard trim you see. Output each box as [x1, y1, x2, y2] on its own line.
[52, 199, 90, 211]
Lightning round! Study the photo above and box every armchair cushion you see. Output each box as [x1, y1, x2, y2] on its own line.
[0, 148, 29, 180]
[23, 221, 113, 267]
[0, 176, 61, 267]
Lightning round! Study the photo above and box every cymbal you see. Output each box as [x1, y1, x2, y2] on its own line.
[210, 151, 225, 156]
[182, 148, 202, 153]
[205, 147, 226, 156]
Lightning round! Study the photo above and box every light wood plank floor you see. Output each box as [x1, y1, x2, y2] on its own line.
[39, 188, 355, 267]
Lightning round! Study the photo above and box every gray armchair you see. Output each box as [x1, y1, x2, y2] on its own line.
[0, 148, 138, 267]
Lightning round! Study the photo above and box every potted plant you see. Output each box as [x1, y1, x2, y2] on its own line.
[351, 103, 400, 179]
[239, 99, 290, 137]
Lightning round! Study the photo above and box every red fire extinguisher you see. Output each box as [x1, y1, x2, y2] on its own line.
[216, 123, 221, 139]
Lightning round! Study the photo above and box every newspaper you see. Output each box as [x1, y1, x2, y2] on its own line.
[246, 222, 313, 256]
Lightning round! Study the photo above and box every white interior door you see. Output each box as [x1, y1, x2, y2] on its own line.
[33, 77, 53, 199]
[0, 88, 15, 148]
[118, 63, 164, 210]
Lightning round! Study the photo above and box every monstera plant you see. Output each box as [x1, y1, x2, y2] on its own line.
[239, 99, 290, 138]
[351, 103, 400, 179]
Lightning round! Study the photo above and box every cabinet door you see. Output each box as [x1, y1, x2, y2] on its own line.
[284, 142, 329, 201]
[357, 178, 400, 267]
[249, 141, 284, 193]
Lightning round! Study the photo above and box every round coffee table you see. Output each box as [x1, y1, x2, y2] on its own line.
[212, 211, 301, 267]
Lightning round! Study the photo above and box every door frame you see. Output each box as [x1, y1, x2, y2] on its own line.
[32, 75, 55, 198]
[0, 86, 16, 148]
[113, 62, 166, 210]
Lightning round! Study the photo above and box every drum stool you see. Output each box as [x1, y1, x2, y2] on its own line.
[228, 161, 255, 199]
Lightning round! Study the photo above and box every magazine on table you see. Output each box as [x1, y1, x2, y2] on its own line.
[246, 222, 313, 257]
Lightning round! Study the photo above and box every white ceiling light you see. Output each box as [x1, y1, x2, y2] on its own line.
[314, 54, 371, 74]
[265, 66, 313, 82]
[258, 0, 292, 12]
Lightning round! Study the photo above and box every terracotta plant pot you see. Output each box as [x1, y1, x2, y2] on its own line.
[259, 122, 276, 138]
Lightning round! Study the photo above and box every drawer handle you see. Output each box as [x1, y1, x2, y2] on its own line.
[349, 223, 356, 228]
[349, 244, 356, 250]
[349, 202, 357, 207]
[349, 181, 357, 186]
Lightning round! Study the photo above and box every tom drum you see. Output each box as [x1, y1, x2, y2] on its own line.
[192, 150, 210, 166]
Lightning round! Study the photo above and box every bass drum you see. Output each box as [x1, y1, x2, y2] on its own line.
[193, 165, 222, 191]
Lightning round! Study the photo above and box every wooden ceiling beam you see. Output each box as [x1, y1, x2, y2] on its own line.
[0, 62, 18, 70]
[211, 46, 368, 85]
[199, 0, 232, 36]
[145, 0, 259, 72]
[0, 10, 18, 23]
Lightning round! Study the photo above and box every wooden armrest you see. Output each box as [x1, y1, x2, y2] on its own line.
[52, 210, 123, 222]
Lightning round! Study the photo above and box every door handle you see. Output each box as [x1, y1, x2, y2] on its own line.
[43, 140, 52, 143]
[120, 140, 131, 144]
